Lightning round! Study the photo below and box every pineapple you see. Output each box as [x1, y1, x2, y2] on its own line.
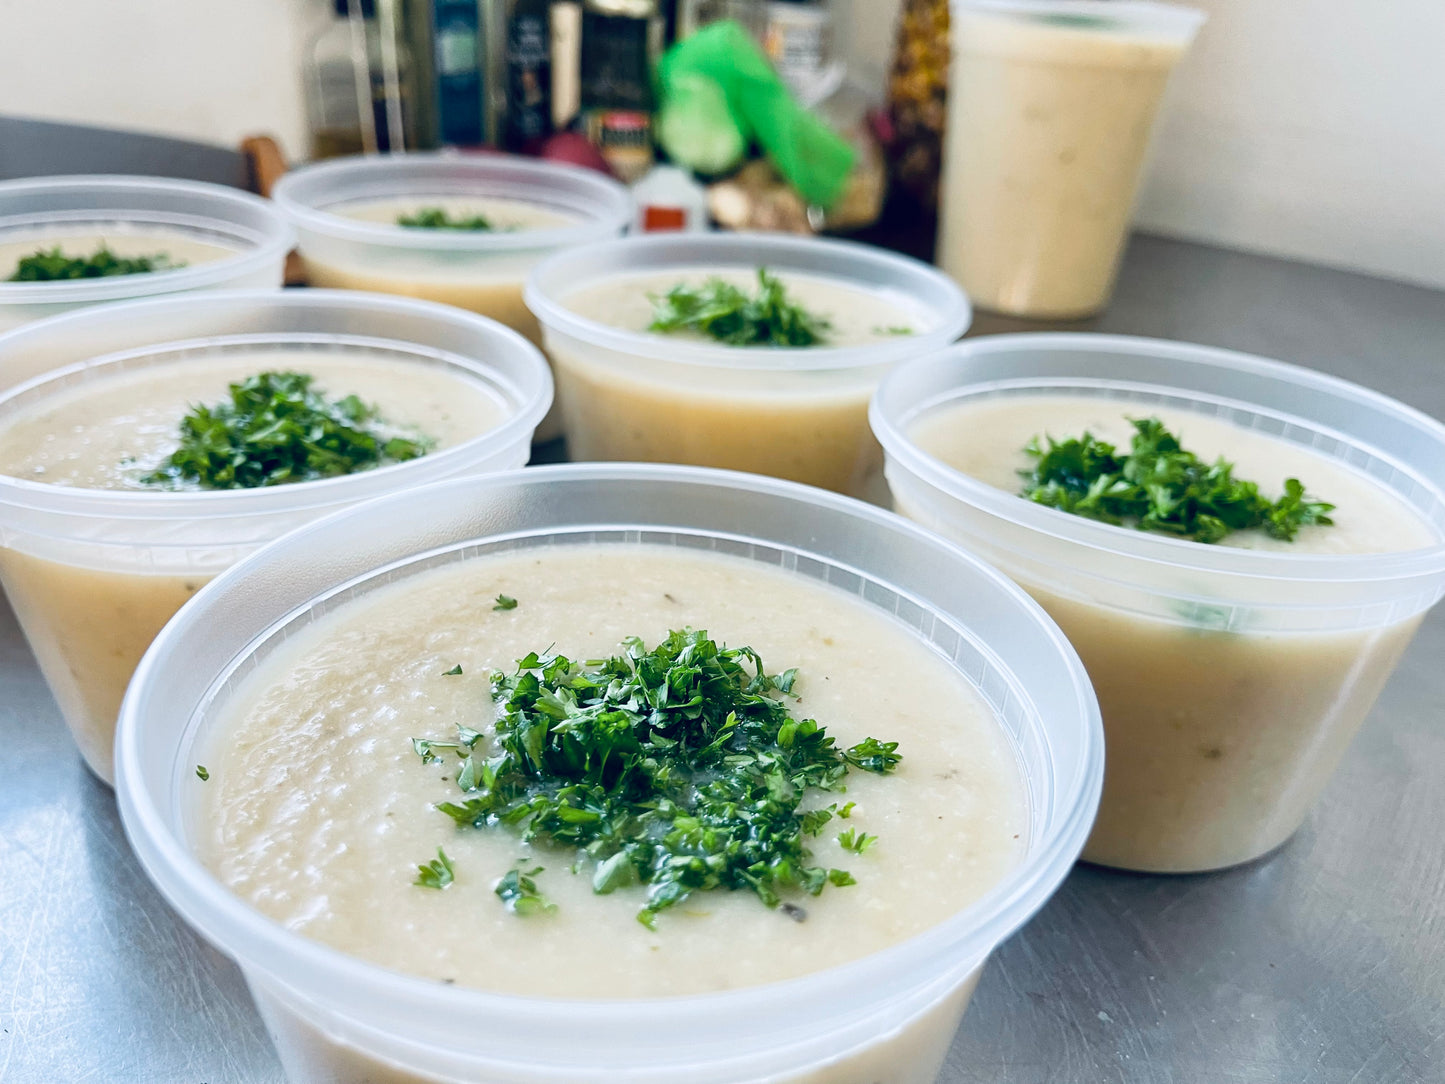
[886, 0, 950, 212]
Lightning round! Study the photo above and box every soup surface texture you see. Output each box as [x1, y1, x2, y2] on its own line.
[198, 543, 1028, 997]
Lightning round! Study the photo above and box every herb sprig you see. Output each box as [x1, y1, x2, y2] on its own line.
[413, 628, 900, 928]
[648, 268, 831, 347]
[494, 866, 554, 914]
[415, 847, 455, 889]
[397, 207, 495, 231]
[8, 245, 183, 281]
[1020, 417, 1335, 544]
[141, 370, 432, 490]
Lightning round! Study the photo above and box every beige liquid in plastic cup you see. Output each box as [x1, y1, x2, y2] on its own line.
[938, 2, 1205, 319]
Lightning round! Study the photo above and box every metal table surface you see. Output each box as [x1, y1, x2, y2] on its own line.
[3, 234, 1444, 1084]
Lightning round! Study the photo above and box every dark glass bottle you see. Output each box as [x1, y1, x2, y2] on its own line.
[505, 0, 554, 150]
[580, 0, 663, 181]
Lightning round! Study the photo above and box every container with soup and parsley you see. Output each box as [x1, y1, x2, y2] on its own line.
[272, 153, 630, 442]
[0, 289, 551, 784]
[871, 334, 1445, 872]
[0, 175, 292, 334]
[525, 232, 972, 494]
[115, 465, 1103, 1084]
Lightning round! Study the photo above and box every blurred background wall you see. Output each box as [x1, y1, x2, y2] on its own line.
[0, 0, 313, 162]
[3, 0, 1442, 288]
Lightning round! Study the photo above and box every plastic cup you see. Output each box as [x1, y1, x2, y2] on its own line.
[115, 463, 1101, 1084]
[525, 232, 972, 495]
[0, 175, 293, 333]
[272, 153, 632, 441]
[0, 289, 551, 784]
[871, 333, 1445, 872]
[937, 2, 1205, 319]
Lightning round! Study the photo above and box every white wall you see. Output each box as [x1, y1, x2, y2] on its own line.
[0, 0, 315, 162]
[839, 0, 1445, 290]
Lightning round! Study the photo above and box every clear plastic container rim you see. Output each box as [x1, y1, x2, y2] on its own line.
[870, 332, 1445, 587]
[272, 151, 634, 253]
[0, 174, 295, 304]
[952, 0, 1207, 39]
[114, 462, 1103, 1038]
[0, 288, 553, 522]
[524, 231, 974, 371]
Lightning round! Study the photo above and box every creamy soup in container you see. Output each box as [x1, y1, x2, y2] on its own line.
[114, 466, 1104, 1084]
[0, 289, 551, 784]
[305, 195, 580, 342]
[0, 230, 234, 280]
[872, 334, 1445, 873]
[526, 232, 972, 495]
[937, 2, 1204, 319]
[200, 544, 1029, 996]
[0, 175, 292, 333]
[272, 154, 631, 441]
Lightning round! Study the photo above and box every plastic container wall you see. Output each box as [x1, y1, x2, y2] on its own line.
[526, 232, 972, 494]
[116, 464, 1102, 1084]
[872, 333, 1445, 871]
[0, 175, 293, 333]
[0, 289, 551, 783]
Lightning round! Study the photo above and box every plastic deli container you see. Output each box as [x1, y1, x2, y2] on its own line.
[0, 289, 551, 784]
[525, 233, 972, 495]
[272, 153, 631, 344]
[116, 464, 1102, 1084]
[938, 2, 1205, 319]
[872, 333, 1445, 873]
[0, 175, 293, 333]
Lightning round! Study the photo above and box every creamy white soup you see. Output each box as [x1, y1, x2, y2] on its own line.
[0, 228, 235, 282]
[906, 394, 1439, 871]
[547, 269, 929, 493]
[198, 543, 1029, 998]
[0, 351, 507, 783]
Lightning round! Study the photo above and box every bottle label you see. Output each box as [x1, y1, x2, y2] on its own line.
[643, 205, 688, 232]
[584, 109, 654, 183]
[506, 12, 552, 147]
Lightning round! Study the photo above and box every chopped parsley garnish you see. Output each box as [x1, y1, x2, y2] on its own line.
[412, 628, 901, 928]
[837, 828, 877, 854]
[415, 847, 455, 889]
[1036, 12, 1116, 29]
[397, 207, 494, 231]
[648, 268, 832, 347]
[1020, 417, 1335, 544]
[443, 664, 464, 676]
[140, 370, 433, 490]
[7, 245, 183, 281]
[195, 764, 209, 781]
[493, 594, 518, 611]
[494, 866, 555, 915]
[873, 325, 915, 336]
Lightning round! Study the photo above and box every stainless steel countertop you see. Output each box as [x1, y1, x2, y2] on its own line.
[3, 234, 1444, 1083]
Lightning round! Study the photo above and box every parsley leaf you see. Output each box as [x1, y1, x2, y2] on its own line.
[414, 847, 455, 889]
[1020, 417, 1335, 544]
[397, 207, 494, 231]
[413, 628, 901, 928]
[494, 865, 555, 914]
[195, 764, 209, 781]
[140, 370, 433, 490]
[8, 245, 183, 281]
[443, 664, 464, 676]
[837, 828, 878, 854]
[493, 594, 518, 611]
[648, 268, 832, 346]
